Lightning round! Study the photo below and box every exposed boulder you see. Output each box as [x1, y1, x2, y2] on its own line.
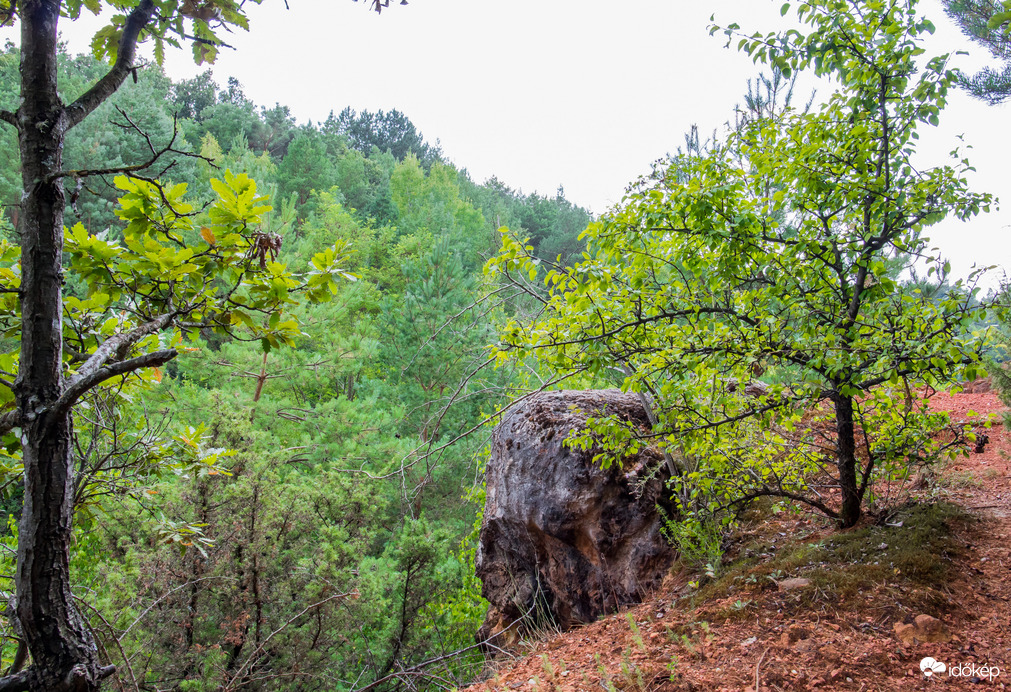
[476, 389, 676, 647]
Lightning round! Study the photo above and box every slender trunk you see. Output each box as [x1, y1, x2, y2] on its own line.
[14, 1, 105, 689]
[834, 394, 861, 529]
[250, 486, 262, 647]
[185, 482, 209, 655]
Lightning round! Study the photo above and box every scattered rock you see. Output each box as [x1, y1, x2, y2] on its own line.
[894, 614, 952, 645]
[781, 624, 811, 647]
[476, 390, 676, 647]
[725, 378, 771, 398]
[962, 377, 992, 394]
[777, 577, 812, 591]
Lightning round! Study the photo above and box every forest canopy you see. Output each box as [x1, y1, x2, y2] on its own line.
[0, 0, 1003, 689]
[0, 36, 592, 690]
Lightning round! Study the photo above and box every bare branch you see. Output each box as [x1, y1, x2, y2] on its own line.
[70, 314, 174, 389]
[65, 0, 157, 130]
[0, 410, 21, 436]
[348, 615, 524, 692]
[52, 110, 212, 184]
[0, 664, 115, 692]
[121, 576, 238, 638]
[74, 597, 138, 692]
[225, 591, 356, 688]
[717, 487, 840, 519]
[55, 348, 176, 416]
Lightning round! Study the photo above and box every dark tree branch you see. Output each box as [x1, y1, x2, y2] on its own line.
[0, 410, 21, 436]
[0, 111, 16, 129]
[54, 349, 177, 416]
[718, 487, 840, 519]
[0, 670, 31, 692]
[65, 0, 157, 130]
[53, 109, 214, 190]
[0, 662, 113, 692]
[71, 313, 174, 388]
[348, 615, 523, 692]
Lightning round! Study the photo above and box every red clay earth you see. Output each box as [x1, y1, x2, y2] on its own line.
[463, 388, 1011, 691]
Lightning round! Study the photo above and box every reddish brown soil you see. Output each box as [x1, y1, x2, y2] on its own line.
[464, 389, 1011, 691]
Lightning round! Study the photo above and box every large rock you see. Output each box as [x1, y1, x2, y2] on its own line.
[476, 389, 676, 646]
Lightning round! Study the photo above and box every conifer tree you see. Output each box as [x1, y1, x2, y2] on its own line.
[941, 0, 1011, 103]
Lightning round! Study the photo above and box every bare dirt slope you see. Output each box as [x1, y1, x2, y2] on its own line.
[465, 390, 1011, 691]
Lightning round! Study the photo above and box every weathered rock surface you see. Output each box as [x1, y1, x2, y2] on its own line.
[894, 614, 952, 645]
[476, 389, 676, 646]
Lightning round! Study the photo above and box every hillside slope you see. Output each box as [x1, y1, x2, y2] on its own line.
[465, 389, 1011, 691]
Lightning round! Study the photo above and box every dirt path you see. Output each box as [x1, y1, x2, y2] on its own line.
[465, 390, 1011, 691]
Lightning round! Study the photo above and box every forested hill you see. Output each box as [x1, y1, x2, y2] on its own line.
[0, 44, 593, 265]
[0, 42, 591, 689]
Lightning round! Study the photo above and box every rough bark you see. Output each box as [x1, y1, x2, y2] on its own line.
[9, 1, 155, 689]
[13, 2, 104, 689]
[835, 394, 861, 529]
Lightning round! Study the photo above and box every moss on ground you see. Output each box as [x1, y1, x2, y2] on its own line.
[684, 502, 970, 619]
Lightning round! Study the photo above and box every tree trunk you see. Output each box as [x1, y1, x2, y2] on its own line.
[13, 1, 105, 689]
[834, 394, 862, 529]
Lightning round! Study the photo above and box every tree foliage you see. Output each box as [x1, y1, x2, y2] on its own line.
[0, 0, 412, 689]
[0, 24, 569, 688]
[327, 107, 443, 170]
[488, 0, 995, 530]
[941, 0, 1011, 103]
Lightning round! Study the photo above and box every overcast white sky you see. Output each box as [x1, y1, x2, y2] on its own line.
[4, 0, 1009, 286]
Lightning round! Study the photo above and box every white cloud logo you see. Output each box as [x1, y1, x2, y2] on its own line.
[921, 657, 947, 677]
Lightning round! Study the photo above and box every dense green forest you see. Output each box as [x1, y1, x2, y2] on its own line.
[0, 0, 1006, 689]
[0, 40, 592, 690]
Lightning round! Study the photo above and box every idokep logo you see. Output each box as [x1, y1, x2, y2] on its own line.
[948, 662, 1003, 681]
[920, 657, 1003, 681]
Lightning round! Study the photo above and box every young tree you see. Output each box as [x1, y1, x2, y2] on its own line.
[0, 1, 399, 689]
[488, 0, 994, 530]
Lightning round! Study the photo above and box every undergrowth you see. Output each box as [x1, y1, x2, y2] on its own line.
[682, 501, 970, 620]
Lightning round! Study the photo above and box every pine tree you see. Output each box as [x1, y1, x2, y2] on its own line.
[942, 0, 1011, 103]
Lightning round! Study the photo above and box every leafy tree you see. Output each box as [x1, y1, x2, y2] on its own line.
[170, 68, 217, 119]
[0, 0, 399, 688]
[276, 130, 339, 207]
[488, 0, 995, 530]
[514, 187, 592, 265]
[328, 107, 442, 168]
[390, 157, 487, 268]
[0, 171, 350, 688]
[256, 102, 298, 158]
[62, 63, 179, 230]
[198, 97, 266, 152]
[457, 173, 594, 266]
[941, 0, 1011, 103]
[198, 98, 297, 160]
[332, 145, 400, 224]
